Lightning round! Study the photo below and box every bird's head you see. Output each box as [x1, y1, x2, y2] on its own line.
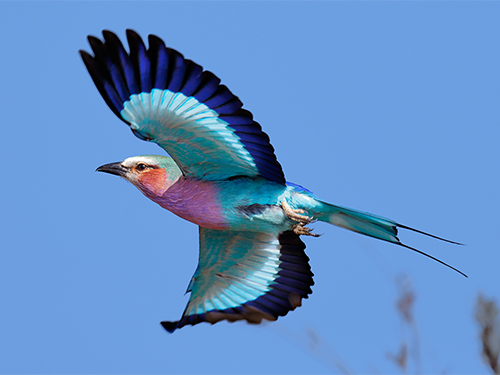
[96, 155, 182, 197]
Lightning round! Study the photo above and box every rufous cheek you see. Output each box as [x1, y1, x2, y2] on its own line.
[137, 169, 168, 196]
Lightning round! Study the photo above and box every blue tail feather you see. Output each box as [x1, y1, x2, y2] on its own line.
[314, 200, 466, 277]
[315, 201, 400, 244]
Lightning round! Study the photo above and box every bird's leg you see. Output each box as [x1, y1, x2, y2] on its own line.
[281, 200, 321, 237]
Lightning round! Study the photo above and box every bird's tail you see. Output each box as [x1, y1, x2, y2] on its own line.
[314, 201, 400, 244]
[312, 200, 466, 277]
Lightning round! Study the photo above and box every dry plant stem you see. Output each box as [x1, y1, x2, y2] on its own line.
[476, 294, 500, 374]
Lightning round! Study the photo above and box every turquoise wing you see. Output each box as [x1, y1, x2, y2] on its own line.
[80, 30, 285, 183]
[162, 228, 314, 333]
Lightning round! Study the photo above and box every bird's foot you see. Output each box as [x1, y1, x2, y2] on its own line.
[281, 200, 321, 237]
[281, 200, 312, 222]
[292, 222, 321, 237]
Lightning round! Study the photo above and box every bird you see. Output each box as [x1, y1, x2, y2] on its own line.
[80, 30, 465, 333]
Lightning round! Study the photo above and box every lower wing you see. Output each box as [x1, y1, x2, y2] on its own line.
[162, 228, 314, 333]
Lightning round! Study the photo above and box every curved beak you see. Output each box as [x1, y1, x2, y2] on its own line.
[96, 162, 129, 177]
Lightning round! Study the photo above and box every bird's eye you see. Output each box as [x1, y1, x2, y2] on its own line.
[136, 163, 149, 171]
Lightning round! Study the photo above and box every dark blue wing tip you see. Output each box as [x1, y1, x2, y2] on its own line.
[160, 320, 179, 333]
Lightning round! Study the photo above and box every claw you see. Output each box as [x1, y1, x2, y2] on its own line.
[281, 200, 320, 237]
[281, 200, 312, 223]
[292, 222, 322, 237]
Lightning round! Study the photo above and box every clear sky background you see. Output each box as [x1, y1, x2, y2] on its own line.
[1, 1, 499, 374]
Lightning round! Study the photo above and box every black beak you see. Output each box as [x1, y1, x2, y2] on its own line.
[96, 162, 129, 177]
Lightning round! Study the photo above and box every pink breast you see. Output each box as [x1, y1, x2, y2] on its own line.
[155, 178, 228, 230]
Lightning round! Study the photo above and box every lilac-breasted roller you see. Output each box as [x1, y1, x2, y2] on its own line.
[80, 30, 465, 333]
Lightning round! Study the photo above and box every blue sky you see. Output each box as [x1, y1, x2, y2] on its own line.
[1, 1, 499, 373]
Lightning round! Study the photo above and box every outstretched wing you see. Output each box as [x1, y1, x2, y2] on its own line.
[80, 30, 285, 184]
[162, 228, 314, 333]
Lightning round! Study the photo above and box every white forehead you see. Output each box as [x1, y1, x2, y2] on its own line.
[122, 156, 158, 168]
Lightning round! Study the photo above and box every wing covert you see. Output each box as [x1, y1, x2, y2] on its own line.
[161, 228, 314, 333]
[80, 29, 285, 184]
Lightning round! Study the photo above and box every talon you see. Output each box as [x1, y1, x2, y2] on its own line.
[281, 200, 312, 223]
[281, 200, 320, 237]
[292, 223, 321, 237]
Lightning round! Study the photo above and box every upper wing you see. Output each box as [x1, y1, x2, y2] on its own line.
[161, 228, 314, 333]
[80, 30, 285, 184]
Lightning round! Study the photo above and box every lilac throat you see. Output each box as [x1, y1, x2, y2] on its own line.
[151, 178, 228, 230]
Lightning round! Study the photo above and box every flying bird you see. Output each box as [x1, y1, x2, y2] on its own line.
[80, 30, 465, 333]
